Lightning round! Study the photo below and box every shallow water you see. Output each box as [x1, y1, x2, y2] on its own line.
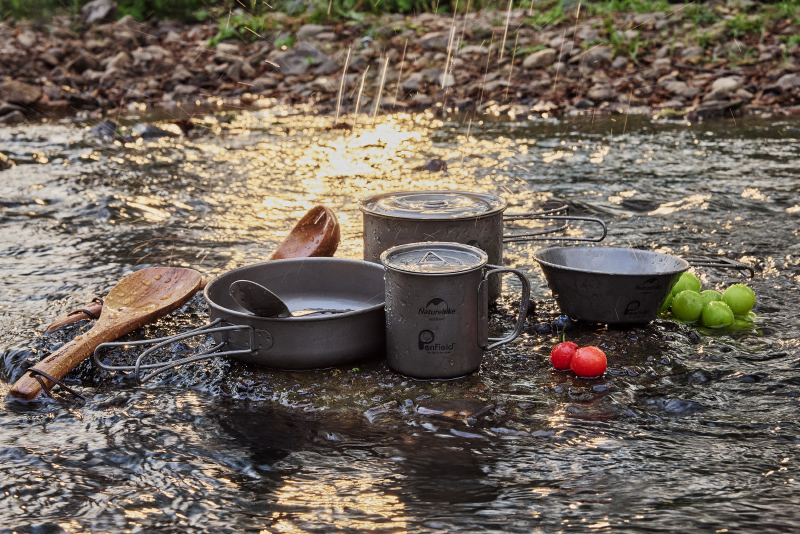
[1, 109, 799, 533]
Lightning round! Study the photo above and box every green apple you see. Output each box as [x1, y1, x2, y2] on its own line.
[700, 301, 734, 328]
[671, 272, 702, 296]
[671, 290, 704, 322]
[723, 284, 756, 316]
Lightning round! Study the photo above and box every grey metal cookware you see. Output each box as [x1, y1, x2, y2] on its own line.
[532, 246, 754, 325]
[93, 258, 386, 381]
[381, 242, 530, 379]
[359, 190, 607, 300]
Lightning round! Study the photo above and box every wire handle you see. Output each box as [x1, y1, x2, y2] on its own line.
[92, 319, 260, 383]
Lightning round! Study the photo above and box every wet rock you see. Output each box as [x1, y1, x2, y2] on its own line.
[687, 98, 744, 120]
[587, 85, 616, 101]
[272, 46, 328, 76]
[131, 123, 180, 139]
[297, 24, 325, 40]
[81, 0, 117, 25]
[226, 61, 242, 81]
[523, 48, 557, 69]
[173, 84, 199, 95]
[0, 110, 25, 125]
[574, 24, 600, 42]
[422, 68, 453, 88]
[414, 158, 447, 172]
[247, 44, 273, 67]
[0, 81, 42, 105]
[662, 80, 699, 99]
[703, 76, 743, 101]
[252, 76, 278, 91]
[410, 93, 433, 107]
[0, 152, 13, 170]
[89, 119, 118, 138]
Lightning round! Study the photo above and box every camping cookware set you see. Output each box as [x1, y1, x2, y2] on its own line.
[91, 190, 752, 382]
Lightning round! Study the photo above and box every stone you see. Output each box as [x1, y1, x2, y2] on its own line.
[777, 73, 800, 91]
[703, 76, 743, 101]
[459, 45, 489, 55]
[173, 84, 198, 95]
[164, 31, 182, 43]
[401, 73, 424, 92]
[66, 52, 100, 74]
[586, 86, 616, 101]
[81, 0, 117, 25]
[17, 32, 36, 48]
[523, 48, 557, 69]
[575, 24, 600, 43]
[0, 152, 14, 170]
[572, 45, 613, 66]
[216, 43, 240, 55]
[313, 59, 340, 76]
[316, 32, 336, 41]
[652, 58, 671, 70]
[226, 61, 242, 81]
[611, 56, 628, 70]
[415, 30, 454, 51]
[252, 76, 278, 91]
[681, 46, 705, 61]
[309, 77, 337, 92]
[0, 81, 42, 105]
[39, 52, 60, 68]
[272, 46, 328, 76]
[105, 51, 131, 71]
[296, 24, 326, 40]
[171, 67, 193, 82]
[410, 93, 433, 107]
[0, 110, 25, 124]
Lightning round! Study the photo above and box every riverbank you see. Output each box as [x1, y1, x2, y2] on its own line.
[1, 1, 799, 126]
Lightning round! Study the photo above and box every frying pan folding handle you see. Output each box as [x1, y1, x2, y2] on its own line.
[92, 319, 271, 384]
[503, 214, 607, 243]
[684, 256, 755, 279]
[480, 266, 531, 351]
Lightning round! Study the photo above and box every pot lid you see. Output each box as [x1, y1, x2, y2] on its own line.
[358, 190, 506, 220]
[381, 242, 488, 274]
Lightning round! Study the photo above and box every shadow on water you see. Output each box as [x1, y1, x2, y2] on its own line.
[0, 110, 799, 532]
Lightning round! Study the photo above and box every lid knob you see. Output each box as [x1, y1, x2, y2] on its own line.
[422, 200, 448, 209]
[418, 251, 449, 265]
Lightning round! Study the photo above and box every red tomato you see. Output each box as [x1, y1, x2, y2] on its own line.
[550, 341, 579, 370]
[570, 346, 607, 378]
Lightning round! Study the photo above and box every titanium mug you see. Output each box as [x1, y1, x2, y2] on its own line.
[381, 242, 531, 379]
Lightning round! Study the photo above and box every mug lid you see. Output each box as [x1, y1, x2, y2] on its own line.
[381, 242, 488, 275]
[358, 190, 506, 220]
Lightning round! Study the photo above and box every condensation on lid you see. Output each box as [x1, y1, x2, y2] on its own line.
[358, 190, 506, 220]
[381, 242, 488, 274]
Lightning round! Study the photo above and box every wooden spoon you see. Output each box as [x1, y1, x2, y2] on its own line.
[10, 267, 202, 401]
[44, 205, 341, 333]
[270, 205, 340, 260]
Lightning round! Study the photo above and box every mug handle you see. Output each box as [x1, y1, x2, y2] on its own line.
[478, 265, 531, 350]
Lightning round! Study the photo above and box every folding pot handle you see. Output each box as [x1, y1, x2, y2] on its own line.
[683, 255, 755, 279]
[92, 319, 271, 383]
[503, 214, 607, 243]
[479, 266, 531, 350]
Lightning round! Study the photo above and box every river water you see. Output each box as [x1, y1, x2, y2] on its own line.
[1, 109, 799, 533]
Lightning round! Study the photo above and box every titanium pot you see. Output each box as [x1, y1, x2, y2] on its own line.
[381, 242, 530, 379]
[359, 190, 607, 300]
[531, 246, 754, 325]
[93, 258, 386, 381]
